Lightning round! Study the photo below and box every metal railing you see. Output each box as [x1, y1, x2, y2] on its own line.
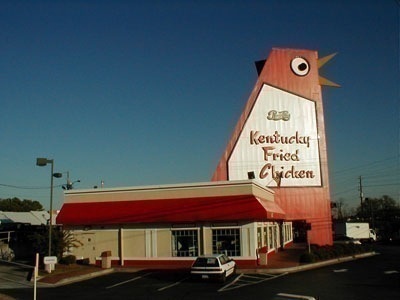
[0, 231, 14, 243]
[0, 253, 38, 300]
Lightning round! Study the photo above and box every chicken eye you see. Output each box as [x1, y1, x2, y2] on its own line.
[290, 57, 310, 76]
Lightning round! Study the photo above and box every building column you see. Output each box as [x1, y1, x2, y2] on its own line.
[279, 221, 285, 250]
[119, 227, 124, 266]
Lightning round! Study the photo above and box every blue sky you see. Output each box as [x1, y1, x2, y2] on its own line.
[0, 0, 399, 211]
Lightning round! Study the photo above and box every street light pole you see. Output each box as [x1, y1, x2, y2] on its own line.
[36, 158, 55, 257]
[49, 159, 54, 257]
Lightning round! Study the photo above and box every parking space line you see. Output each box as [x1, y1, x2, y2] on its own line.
[384, 270, 399, 274]
[236, 278, 261, 284]
[242, 273, 276, 279]
[333, 269, 348, 273]
[219, 272, 288, 292]
[106, 272, 152, 289]
[157, 276, 190, 291]
[217, 273, 243, 292]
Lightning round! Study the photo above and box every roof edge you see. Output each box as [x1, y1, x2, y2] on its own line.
[63, 180, 274, 204]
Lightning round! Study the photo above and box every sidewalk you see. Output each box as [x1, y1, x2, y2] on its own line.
[262, 243, 306, 269]
[38, 264, 114, 285]
[239, 243, 306, 274]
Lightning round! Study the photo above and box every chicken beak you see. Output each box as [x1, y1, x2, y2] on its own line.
[318, 53, 340, 87]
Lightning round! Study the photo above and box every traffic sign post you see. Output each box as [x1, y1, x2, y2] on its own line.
[44, 256, 57, 273]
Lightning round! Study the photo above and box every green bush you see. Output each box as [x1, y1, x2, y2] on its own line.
[299, 243, 374, 264]
[77, 258, 90, 265]
[299, 252, 317, 263]
[313, 245, 335, 260]
[332, 244, 345, 257]
[59, 255, 76, 265]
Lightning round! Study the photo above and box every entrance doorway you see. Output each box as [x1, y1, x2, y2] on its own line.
[292, 220, 308, 243]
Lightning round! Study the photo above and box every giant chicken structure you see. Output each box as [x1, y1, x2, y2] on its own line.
[212, 48, 339, 245]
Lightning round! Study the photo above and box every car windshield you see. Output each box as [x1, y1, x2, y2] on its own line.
[193, 257, 219, 267]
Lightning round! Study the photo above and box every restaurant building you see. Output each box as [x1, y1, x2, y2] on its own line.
[58, 180, 289, 267]
[57, 48, 337, 267]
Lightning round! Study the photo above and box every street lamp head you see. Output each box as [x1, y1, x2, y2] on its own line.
[62, 179, 81, 190]
[53, 173, 63, 178]
[36, 157, 52, 166]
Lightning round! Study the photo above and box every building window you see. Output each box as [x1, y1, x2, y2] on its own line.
[268, 226, 275, 249]
[263, 226, 267, 248]
[212, 228, 241, 256]
[257, 227, 262, 248]
[283, 222, 293, 243]
[172, 230, 198, 257]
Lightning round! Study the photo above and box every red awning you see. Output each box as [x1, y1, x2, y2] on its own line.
[57, 195, 285, 225]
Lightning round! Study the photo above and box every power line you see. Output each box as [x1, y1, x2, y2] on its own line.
[332, 156, 399, 175]
[363, 183, 399, 188]
[0, 183, 64, 190]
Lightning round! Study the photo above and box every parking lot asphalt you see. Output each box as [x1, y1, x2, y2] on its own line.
[0, 248, 378, 300]
[35, 244, 377, 286]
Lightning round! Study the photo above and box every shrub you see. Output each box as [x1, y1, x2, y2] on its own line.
[0, 247, 15, 261]
[299, 252, 317, 263]
[313, 245, 336, 260]
[332, 244, 345, 257]
[77, 258, 90, 265]
[59, 255, 76, 265]
[299, 243, 374, 264]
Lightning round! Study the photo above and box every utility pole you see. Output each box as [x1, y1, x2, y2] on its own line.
[359, 176, 363, 218]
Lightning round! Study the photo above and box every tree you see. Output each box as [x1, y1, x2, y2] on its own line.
[26, 226, 82, 261]
[332, 198, 354, 221]
[356, 195, 400, 240]
[0, 197, 43, 211]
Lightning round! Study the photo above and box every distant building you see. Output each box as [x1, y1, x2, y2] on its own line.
[0, 210, 59, 260]
[0, 210, 52, 226]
